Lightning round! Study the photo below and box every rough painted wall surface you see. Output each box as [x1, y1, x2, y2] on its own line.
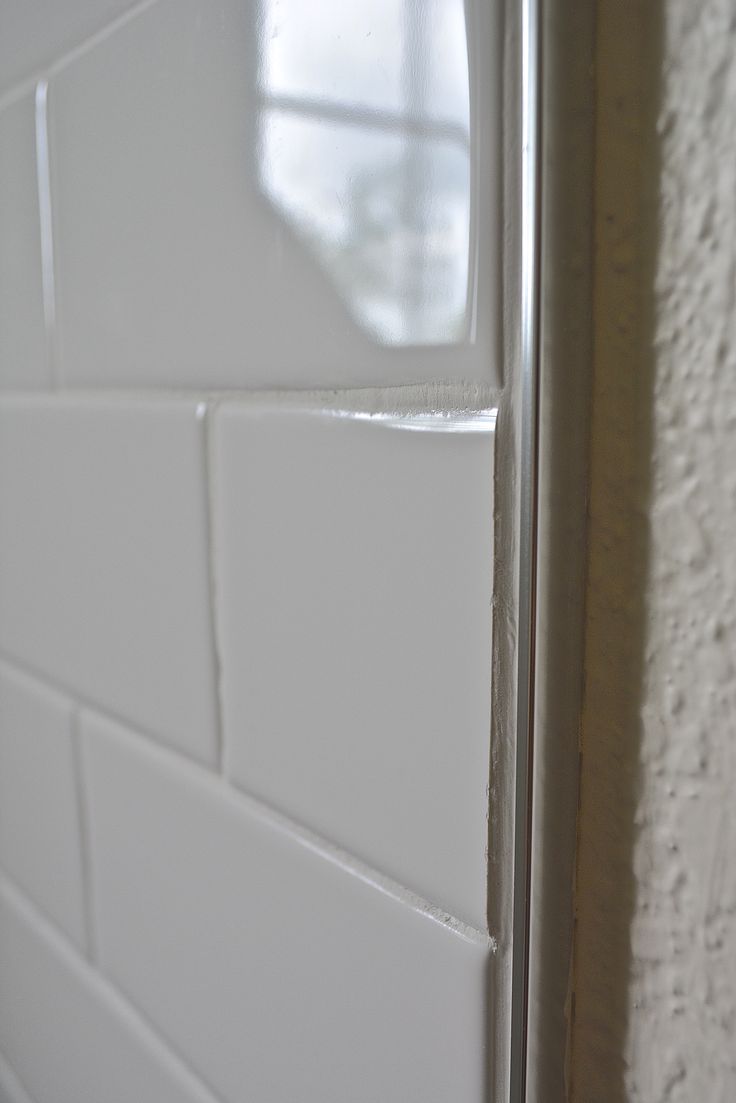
[573, 1, 736, 1100]
[627, 1, 736, 1098]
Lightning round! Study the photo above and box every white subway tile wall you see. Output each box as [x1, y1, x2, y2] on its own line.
[0, 397, 219, 764]
[0, 1, 500, 1100]
[83, 712, 490, 1103]
[0, 880, 217, 1103]
[214, 407, 494, 929]
[48, 0, 500, 389]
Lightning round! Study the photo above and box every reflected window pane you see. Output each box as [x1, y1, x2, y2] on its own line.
[261, 112, 470, 344]
[262, 0, 469, 127]
[263, 0, 404, 115]
[258, 0, 472, 347]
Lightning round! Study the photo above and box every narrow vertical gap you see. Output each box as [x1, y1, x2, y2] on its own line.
[525, 0, 597, 1097]
[34, 79, 57, 386]
[70, 705, 98, 964]
[570, 3, 664, 1096]
[198, 401, 226, 774]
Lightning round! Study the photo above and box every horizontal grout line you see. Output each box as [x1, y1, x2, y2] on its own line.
[0, 640, 497, 949]
[0, 381, 504, 418]
[319, 406, 497, 433]
[0, 0, 158, 114]
[0, 865, 83, 966]
[227, 777, 498, 948]
[0, 648, 495, 947]
[0, 856, 91, 965]
[79, 696, 496, 949]
[0, 872, 225, 1103]
[0, 649, 216, 774]
[0, 650, 496, 945]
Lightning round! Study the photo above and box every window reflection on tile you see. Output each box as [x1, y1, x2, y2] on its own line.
[50, 0, 499, 386]
[261, 0, 469, 125]
[259, 0, 471, 347]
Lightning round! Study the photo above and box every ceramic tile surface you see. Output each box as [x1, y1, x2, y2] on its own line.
[0, 397, 217, 763]
[0, 879, 215, 1103]
[0, 93, 48, 389]
[214, 407, 494, 929]
[0, 0, 503, 1094]
[83, 712, 490, 1103]
[50, 0, 500, 388]
[0, 664, 86, 948]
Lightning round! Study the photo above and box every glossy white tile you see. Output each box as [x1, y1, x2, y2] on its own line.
[214, 407, 494, 928]
[0, 877, 216, 1103]
[83, 712, 491, 1103]
[0, 664, 86, 948]
[0, 397, 217, 764]
[0, 94, 48, 389]
[50, 0, 500, 388]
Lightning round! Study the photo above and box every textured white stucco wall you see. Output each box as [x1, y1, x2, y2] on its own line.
[627, 2, 736, 1098]
[573, 2, 736, 1100]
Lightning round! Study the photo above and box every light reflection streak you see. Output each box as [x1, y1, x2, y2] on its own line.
[34, 80, 56, 360]
[320, 407, 497, 434]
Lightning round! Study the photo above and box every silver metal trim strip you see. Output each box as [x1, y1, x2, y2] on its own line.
[509, 0, 542, 1097]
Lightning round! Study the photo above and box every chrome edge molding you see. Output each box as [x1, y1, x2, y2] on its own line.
[509, 0, 542, 1098]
